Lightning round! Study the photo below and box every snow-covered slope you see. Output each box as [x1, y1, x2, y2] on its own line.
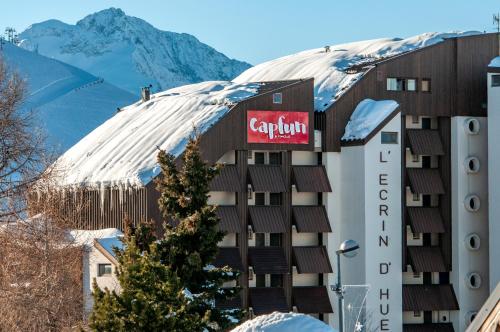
[231, 312, 336, 332]
[1, 42, 136, 152]
[56, 81, 260, 187]
[234, 32, 479, 112]
[19, 8, 251, 95]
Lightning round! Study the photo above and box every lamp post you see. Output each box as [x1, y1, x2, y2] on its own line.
[333, 239, 360, 332]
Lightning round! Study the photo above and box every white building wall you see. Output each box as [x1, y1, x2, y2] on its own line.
[83, 247, 120, 315]
[487, 72, 500, 291]
[451, 116, 490, 332]
[363, 114, 403, 331]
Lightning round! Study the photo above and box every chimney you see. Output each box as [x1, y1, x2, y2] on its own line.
[141, 84, 153, 102]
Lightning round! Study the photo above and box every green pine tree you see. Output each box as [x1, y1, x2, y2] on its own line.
[89, 222, 201, 332]
[156, 134, 243, 331]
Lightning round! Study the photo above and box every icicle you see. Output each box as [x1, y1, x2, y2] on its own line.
[100, 182, 105, 217]
[118, 183, 124, 206]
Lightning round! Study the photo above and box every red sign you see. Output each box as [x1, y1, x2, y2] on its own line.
[247, 110, 309, 144]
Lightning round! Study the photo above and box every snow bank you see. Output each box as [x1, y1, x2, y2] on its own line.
[234, 31, 479, 112]
[342, 99, 399, 141]
[69, 228, 123, 247]
[231, 312, 336, 332]
[489, 56, 500, 67]
[56, 81, 260, 187]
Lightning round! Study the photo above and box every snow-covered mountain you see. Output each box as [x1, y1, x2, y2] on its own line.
[1, 42, 136, 152]
[18, 8, 251, 94]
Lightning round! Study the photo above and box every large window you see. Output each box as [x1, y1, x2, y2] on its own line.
[381, 132, 398, 144]
[492, 75, 500, 87]
[98, 264, 112, 277]
[387, 78, 405, 91]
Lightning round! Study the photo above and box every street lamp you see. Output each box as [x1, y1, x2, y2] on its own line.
[333, 239, 360, 332]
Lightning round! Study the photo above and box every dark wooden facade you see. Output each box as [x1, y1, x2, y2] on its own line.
[324, 33, 498, 152]
[59, 32, 499, 326]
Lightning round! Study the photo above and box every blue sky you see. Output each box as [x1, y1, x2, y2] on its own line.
[1, 0, 499, 64]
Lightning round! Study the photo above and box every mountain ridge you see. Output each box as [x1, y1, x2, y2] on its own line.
[18, 8, 251, 94]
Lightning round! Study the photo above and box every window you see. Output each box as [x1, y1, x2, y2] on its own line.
[256, 274, 266, 287]
[270, 274, 283, 287]
[407, 79, 417, 91]
[412, 232, 421, 240]
[387, 78, 405, 91]
[492, 75, 500, 87]
[413, 193, 420, 201]
[254, 152, 265, 165]
[412, 115, 419, 124]
[269, 233, 282, 246]
[254, 193, 265, 206]
[255, 233, 265, 247]
[98, 264, 112, 277]
[421, 118, 431, 129]
[381, 132, 398, 144]
[421, 79, 431, 92]
[269, 152, 281, 165]
[412, 154, 420, 163]
[269, 193, 282, 206]
[413, 311, 421, 317]
[273, 92, 282, 104]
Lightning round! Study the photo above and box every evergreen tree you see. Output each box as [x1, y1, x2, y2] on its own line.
[89, 223, 200, 331]
[156, 134, 243, 331]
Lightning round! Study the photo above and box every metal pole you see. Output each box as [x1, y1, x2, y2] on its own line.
[337, 251, 344, 332]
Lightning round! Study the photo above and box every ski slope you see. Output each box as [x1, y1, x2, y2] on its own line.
[1, 42, 137, 152]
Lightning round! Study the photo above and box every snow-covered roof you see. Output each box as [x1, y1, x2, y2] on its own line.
[489, 56, 500, 68]
[230, 312, 336, 332]
[57, 31, 479, 187]
[69, 228, 123, 247]
[56, 81, 260, 187]
[342, 99, 399, 141]
[234, 32, 479, 112]
[95, 236, 124, 260]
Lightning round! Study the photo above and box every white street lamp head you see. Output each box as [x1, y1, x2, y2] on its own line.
[339, 239, 360, 258]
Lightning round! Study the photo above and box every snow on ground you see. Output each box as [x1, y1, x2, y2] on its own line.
[1, 42, 136, 152]
[234, 31, 479, 112]
[56, 81, 260, 187]
[489, 56, 500, 67]
[342, 99, 399, 141]
[231, 312, 336, 332]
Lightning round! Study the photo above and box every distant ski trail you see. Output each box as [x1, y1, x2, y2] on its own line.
[29, 76, 73, 96]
